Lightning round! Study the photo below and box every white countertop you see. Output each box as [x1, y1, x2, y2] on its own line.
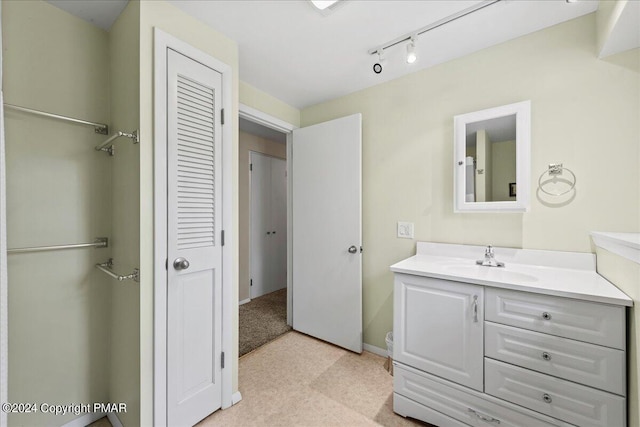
[390, 242, 633, 307]
[591, 231, 640, 264]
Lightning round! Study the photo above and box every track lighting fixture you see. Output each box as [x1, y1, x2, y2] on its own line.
[373, 49, 386, 74]
[310, 0, 339, 10]
[406, 37, 417, 64]
[368, 0, 501, 73]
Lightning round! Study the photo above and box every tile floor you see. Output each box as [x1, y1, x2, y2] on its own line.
[89, 331, 430, 427]
[198, 331, 429, 426]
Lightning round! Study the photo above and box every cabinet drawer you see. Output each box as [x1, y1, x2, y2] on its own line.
[485, 322, 625, 395]
[485, 359, 625, 427]
[485, 288, 625, 349]
[394, 393, 468, 427]
[394, 362, 573, 427]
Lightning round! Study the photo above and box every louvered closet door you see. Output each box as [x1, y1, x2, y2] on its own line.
[166, 49, 223, 427]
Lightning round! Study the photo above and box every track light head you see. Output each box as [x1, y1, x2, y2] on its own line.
[372, 49, 386, 74]
[406, 37, 417, 64]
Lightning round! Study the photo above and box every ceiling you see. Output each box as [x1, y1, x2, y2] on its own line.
[47, 0, 598, 110]
[466, 115, 517, 147]
[240, 118, 287, 143]
[47, 0, 128, 31]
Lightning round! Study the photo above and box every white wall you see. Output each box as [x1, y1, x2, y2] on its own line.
[3, 2, 112, 425]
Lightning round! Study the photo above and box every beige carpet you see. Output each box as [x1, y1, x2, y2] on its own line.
[199, 331, 431, 427]
[240, 288, 291, 356]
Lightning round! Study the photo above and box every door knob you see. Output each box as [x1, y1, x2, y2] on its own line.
[348, 245, 358, 254]
[173, 257, 190, 270]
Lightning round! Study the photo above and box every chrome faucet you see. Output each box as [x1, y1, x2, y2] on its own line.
[476, 245, 505, 267]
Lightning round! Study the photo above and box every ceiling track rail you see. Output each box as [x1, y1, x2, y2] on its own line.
[368, 0, 502, 55]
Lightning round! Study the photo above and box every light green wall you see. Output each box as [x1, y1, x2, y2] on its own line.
[240, 81, 301, 127]
[595, 248, 640, 427]
[109, 2, 141, 426]
[138, 2, 239, 423]
[3, 1, 112, 425]
[492, 140, 516, 201]
[301, 14, 640, 350]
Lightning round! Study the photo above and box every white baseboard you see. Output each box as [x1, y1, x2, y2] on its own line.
[231, 391, 243, 405]
[239, 298, 251, 305]
[61, 412, 105, 427]
[363, 343, 388, 358]
[107, 412, 124, 427]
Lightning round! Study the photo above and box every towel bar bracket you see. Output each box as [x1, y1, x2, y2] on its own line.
[97, 130, 139, 156]
[96, 258, 140, 283]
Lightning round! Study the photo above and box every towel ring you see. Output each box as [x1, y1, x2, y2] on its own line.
[538, 164, 576, 196]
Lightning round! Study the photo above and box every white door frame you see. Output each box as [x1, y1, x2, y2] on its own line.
[239, 104, 295, 324]
[154, 28, 234, 425]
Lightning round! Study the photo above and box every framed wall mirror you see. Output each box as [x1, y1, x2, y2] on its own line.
[453, 100, 531, 212]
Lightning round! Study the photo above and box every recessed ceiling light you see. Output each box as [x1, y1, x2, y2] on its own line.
[310, 0, 339, 10]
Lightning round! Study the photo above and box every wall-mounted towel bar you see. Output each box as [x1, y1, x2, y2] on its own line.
[96, 258, 139, 282]
[96, 130, 139, 156]
[7, 237, 108, 254]
[4, 103, 108, 135]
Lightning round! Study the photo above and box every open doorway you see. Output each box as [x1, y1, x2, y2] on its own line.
[239, 115, 291, 356]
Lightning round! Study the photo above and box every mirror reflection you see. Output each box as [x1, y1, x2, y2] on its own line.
[464, 114, 517, 203]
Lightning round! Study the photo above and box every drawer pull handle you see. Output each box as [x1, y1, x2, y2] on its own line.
[468, 408, 501, 424]
[542, 352, 552, 361]
[472, 295, 479, 323]
[542, 393, 553, 403]
[542, 312, 552, 320]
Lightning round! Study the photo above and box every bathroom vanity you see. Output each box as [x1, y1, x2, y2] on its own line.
[391, 242, 633, 427]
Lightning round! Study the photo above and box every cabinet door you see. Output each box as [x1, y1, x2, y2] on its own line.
[394, 274, 483, 391]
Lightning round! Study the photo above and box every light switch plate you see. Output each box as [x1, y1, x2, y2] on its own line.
[397, 221, 414, 239]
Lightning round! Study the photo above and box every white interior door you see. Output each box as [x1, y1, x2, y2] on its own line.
[250, 152, 286, 299]
[250, 152, 271, 299]
[292, 114, 362, 353]
[269, 157, 287, 290]
[167, 48, 222, 426]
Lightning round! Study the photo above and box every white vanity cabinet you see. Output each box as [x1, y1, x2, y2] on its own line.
[484, 288, 626, 427]
[394, 274, 484, 391]
[391, 242, 633, 427]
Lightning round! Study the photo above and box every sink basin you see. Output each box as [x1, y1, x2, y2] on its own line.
[442, 264, 538, 283]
